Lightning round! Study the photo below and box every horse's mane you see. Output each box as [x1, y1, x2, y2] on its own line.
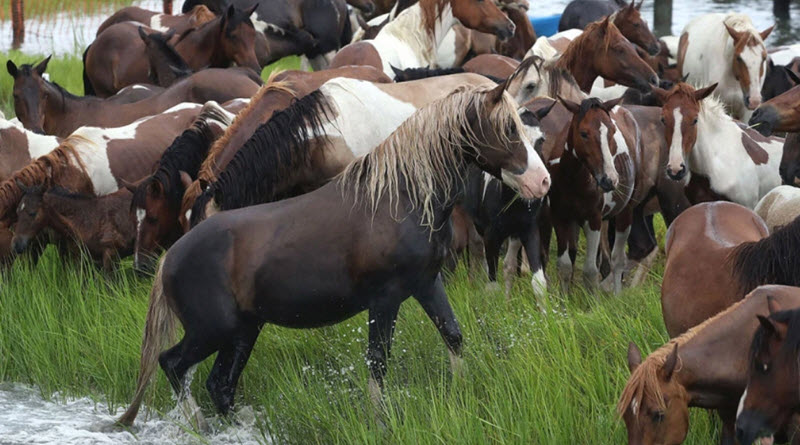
[556, 19, 622, 72]
[189, 89, 332, 225]
[617, 295, 752, 416]
[729, 215, 800, 296]
[393, 66, 466, 82]
[145, 31, 192, 77]
[0, 136, 89, 218]
[187, 4, 216, 26]
[538, 58, 584, 100]
[723, 13, 767, 47]
[419, 0, 450, 37]
[46, 185, 94, 201]
[132, 105, 231, 212]
[338, 85, 521, 230]
[749, 306, 800, 369]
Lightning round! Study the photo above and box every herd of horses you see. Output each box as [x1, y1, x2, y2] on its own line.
[7, 0, 800, 442]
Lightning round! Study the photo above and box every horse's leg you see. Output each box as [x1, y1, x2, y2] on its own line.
[158, 336, 219, 431]
[626, 207, 658, 287]
[484, 230, 502, 291]
[502, 237, 521, 298]
[554, 219, 574, 293]
[582, 216, 602, 290]
[521, 227, 547, 304]
[415, 275, 463, 373]
[205, 320, 261, 415]
[467, 222, 487, 277]
[538, 201, 552, 271]
[717, 407, 737, 445]
[366, 300, 401, 406]
[606, 210, 632, 295]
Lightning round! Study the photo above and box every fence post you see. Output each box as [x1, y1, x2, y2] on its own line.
[774, 0, 790, 19]
[11, 0, 24, 49]
[653, 0, 672, 38]
[164, 0, 173, 14]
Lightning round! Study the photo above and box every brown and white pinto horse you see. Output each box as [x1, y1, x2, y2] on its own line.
[96, 5, 216, 37]
[651, 82, 783, 209]
[85, 6, 260, 97]
[328, 0, 515, 79]
[619, 285, 800, 445]
[678, 13, 773, 120]
[7, 58, 259, 137]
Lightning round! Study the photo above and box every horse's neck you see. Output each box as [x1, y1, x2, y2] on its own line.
[558, 49, 598, 92]
[176, 19, 220, 67]
[43, 86, 96, 135]
[377, 1, 455, 63]
[43, 197, 91, 239]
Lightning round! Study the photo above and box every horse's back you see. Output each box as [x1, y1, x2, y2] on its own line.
[755, 185, 800, 233]
[558, 0, 617, 31]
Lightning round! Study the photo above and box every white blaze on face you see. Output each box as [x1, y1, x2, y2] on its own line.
[737, 388, 748, 417]
[668, 108, 685, 176]
[741, 45, 765, 108]
[599, 122, 619, 187]
[134, 207, 145, 264]
[500, 132, 550, 199]
[631, 398, 639, 416]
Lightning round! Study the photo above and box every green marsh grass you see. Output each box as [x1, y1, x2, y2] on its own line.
[0, 52, 720, 444]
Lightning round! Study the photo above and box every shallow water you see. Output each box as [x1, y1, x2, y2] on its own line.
[0, 383, 268, 445]
[3, 0, 800, 55]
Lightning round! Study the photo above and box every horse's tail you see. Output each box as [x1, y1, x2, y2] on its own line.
[82, 45, 96, 96]
[117, 257, 175, 426]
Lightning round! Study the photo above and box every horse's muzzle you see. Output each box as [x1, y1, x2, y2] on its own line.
[596, 174, 615, 192]
[749, 106, 778, 137]
[666, 164, 687, 181]
[494, 22, 516, 42]
[647, 42, 660, 56]
[12, 236, 28, 255]
[736, 410, 775, 445]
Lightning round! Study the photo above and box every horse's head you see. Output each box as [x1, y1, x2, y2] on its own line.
[651, 82, 717, 181]
[184, 181, 221, 229]
[465, 82, 550, 199]
[725, 22, 773, 111]
[505, 56, 544, 107]
[11, 180, 46, 254]
[749, 84, 800, 136]
[348, 0, 376, 15]
[619, 342, 691, 445]
[220, 4, 261, 75]
[559, 96, 624, 192]
[613, 0, 659, 56]
[736, 299, 798, 445]
[762, 59, 800, 103]
[779, 134, 800, 186]
[449, 0, 515, 42]
[6, 57, 51, 134]
[576, 17, 658, 92]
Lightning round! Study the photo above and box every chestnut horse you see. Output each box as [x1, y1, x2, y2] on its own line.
[12, 186, 135, 271]
[85, 6, 260, 97]
[182, 73, 504, 229]
[96, 5, 216, 36]
[737, 300, 800, 445]
[8, 58, 259, 137]
[328, 0, 515, 79]
[651, 82, 783, 209]
[619, 285, 800, 445]
[118, 82, 549, 427]
[749, 84, 800, 136]
[678, 13, 773, 120]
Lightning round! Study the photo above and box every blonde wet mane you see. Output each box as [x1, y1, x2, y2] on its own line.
[723, 13, 766, 47]
[617, 296, 751, 416]
[338, 85, 522, 230]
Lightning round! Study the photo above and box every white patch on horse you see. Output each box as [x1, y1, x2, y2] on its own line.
[740, 44, 766, 105]
[18, 202, 25, 212]
[737, 388, 748, 417]
[134, 208, 146, 264]
[631, 398, 640, 416]
[184, 209, 192, 225]
[599, 122, 619, 186]
[149, 15, 169, 32]
[482, 172, 493, 201]
[668, 107, 685, 177]
[531, 268, 547, 297]
[583, 224, 601, 279]
[131, 84, 149, 91]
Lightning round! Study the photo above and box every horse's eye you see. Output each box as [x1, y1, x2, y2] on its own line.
[526, 83, 536, 91]
[28, 211, 36, 217]
[692, 118, 698, 125]
[146, 216, 158, 224]
[580, 131, 589, 139]
[660, 117, 666, 124]
[633, 23, 640, 28]
[652, 411, 665, 423]
[737, 55, 743, 62]
[759, 362, 770, 374]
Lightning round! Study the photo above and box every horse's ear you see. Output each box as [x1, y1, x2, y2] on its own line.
[724, 23, 745, 43]
[356, 13, 368, 30]
[760, 25, 775, 41]
[226, 4, 236, 19]
[600, 14, 611, 30]
[6, 60, 18, 78]
[198, 177, 209, 191]
[635, 0, 643, 10]
[165, 28, 176, 41]
[757, 315, 780, 339]
[245, 3, 258, 18]
[627, 342, 642, 373]
[179, 170, 193, 191]
[34, 56, 51, 76]
[14, 179, 28, 194]
[694, 83, 718, 102]
[147, 179, 164, 197]
[138, 26, 149, 42]
[601, 96, 623, 112]
[659, 343, 679, 381]
[767, 295, 783, 315]
[487, 80, 509, 105]
[557, 95, 580, 114]
[681, 72, 690, 83]
[785, 67, 800, 85]
[119, 178, 139, 194]
[533, 99, 556, 121]
[651, 86, 670, 105]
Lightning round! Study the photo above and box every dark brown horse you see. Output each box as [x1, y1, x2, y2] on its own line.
[85, 6, 260, 97]
[12, 185, 135, 271]
[749, 84, 800, 136]
[737, 299, 800, 445]
[619, 285, 800, 445]
[7, 57, 259, 137]
[118, 82, 549, 426]
[139, 28, 193, 87]
[96, 5, 217, 37]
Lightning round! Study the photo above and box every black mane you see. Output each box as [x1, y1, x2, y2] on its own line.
[749, 306, 800, 368]
[190, 90, 333, 226]
[391, 65, 504, 84]
[730, 215, 800, 295]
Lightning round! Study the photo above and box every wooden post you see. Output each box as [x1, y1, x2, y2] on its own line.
[653, 0, 672, 38]
[774, 0, 790, 19]
[163, 0, 173, 14]
[11, 0, 24, 49]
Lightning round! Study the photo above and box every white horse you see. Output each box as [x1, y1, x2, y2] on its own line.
[678, 13, 773, 121]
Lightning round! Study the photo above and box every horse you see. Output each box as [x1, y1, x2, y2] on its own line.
[85, 5, 260, 97]
[139, 28, 193, 87]
[0, 102, 242, 222]
[736, 300, 800, 445]
[678, 13, 773, 120]
[182, 0, 352, 68]
[650, 82, 783, 209]
[558, 0, 627, 31]
[462, 101, 555, 298]
[117, 81, 550, 427]
[128, 105, 234, 273]
[96, 5, 217, 37]
[328, 0, 515, 79]
[619, 285, 800, 445]
[182, 73, 503, 229]
[762, 58, 800, 102]
[749, 84, 800, 136]
[779, 133, 800, 185]
[754, 185, 800, 233]
[7, 58, 259, 137]
[12, 186, 135, 271]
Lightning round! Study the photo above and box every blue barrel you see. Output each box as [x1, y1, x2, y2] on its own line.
[528, 13, 561, 38]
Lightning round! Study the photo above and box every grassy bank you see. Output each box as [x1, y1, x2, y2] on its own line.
[0, 0, 139, 19]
